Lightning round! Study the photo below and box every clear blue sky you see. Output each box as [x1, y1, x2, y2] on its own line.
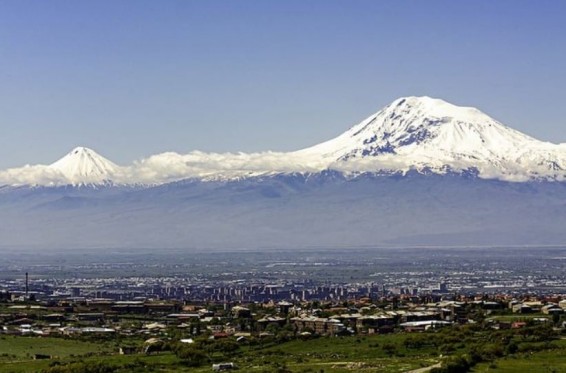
[1, 0, 565, 168]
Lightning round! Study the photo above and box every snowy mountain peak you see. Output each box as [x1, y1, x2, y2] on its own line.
[295, 96, 566, 181]
[298, 96, 532, 160]
[49, 146, 120, 185]
[1, 97, 566, 187]
[389, 96, 484, 119]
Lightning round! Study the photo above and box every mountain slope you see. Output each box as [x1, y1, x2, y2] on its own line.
[1, 174, 566, 250]
[48, 147, 120, 185]
[296, 96, 566, 181]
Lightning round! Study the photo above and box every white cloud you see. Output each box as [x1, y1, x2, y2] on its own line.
[0, 164, 68, 186]
[117, 151, 325, 184]
[0, 151, 327, 186]
[1, 147, 566, 186]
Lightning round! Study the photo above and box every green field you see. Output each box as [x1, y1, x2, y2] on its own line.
[473, 348, 566, 373]
[251, 334, 440, 372]
[0, 329, 565, 373]
[0, 333, 439, 373]
[0, 335, 115, 360]
[0, 335, 115, 373]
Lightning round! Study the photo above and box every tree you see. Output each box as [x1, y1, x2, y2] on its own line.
[175, 346, 208, 367]
[505, 341, 518, 355]
[214, 339, 240, 356]
[404, 336, 425, 349]
[552, 312, 560, 326]
[382, 342, 397, 357]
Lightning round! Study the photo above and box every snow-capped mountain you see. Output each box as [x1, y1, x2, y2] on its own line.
[296, 96, 566, 181]
[1, 96, 566, 187]
[0, 147, 121, 187]
[49, 146, 120, 185]
[2, 97, 566, 249]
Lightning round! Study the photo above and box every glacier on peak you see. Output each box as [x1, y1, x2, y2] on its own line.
[1, 96, 566, 187]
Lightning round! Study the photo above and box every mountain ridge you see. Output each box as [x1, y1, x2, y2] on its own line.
[2, 96, 566, 186]
[2, 172, 566, 250]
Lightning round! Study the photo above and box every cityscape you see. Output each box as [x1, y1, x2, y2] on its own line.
[1, 248, 565, 372]
[2, 248, 566, 304]
[2, 1, 566, 372]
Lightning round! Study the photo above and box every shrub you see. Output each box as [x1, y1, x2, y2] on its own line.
[175, 346, 208, 367]
[40, 361, 117, 373]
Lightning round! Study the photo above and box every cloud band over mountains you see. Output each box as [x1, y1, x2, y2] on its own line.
[2, 96, 566, 186]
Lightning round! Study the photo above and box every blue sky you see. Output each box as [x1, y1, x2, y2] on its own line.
[0, 1, 565, 168]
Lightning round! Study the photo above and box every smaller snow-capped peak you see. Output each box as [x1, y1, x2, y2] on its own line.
[49, 146, 120, 185]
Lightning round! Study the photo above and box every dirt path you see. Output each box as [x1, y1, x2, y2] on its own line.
[404, 362, 442, 373]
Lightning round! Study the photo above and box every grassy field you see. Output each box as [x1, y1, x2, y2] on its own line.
[487, 314, 551, 321]
[0, 333, 440, 373]
[0, 331, 565, 373]
[0, 354, 185, 373]
[249, 334, 440, 372]
[0, 335, 115, 360]
[0, 335, 117, 373]
[473, 349, 566, 373]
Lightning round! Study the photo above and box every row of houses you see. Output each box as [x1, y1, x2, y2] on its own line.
[510, 300, 566, 314]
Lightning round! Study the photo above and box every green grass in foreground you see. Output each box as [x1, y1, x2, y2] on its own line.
[254, 334, 439, 372]
[0, 335, 115, 360]
[1, 328, 565, 373]
[473, 348, 566, 373]
[0, 333, 440, 373]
